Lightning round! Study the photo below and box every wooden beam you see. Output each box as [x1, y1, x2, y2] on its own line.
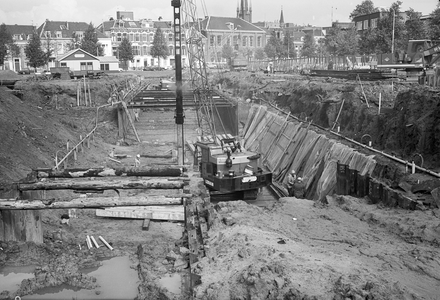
[0, 195, 183, 210]
[121, 101, 141, 142]
[18, 178, 185, 191]
[96, 205, 184, 221]
[142, 219, 150, 231]
[33, 166, 184, 178]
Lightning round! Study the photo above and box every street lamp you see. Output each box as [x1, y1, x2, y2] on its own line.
[390, 7, 395, 54]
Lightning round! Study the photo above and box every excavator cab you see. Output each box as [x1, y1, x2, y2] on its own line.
[194, 138, 272, 200]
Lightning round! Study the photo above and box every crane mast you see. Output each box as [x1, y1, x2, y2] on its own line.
[180, 0, 218, 141]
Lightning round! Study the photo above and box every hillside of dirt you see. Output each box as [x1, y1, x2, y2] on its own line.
[214, 72, 440, 173]
[0, 70, 439, 300]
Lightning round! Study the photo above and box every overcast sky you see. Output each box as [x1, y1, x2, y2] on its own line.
[0, 0, 437, 28]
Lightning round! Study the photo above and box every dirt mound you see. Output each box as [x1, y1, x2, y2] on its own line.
[193, 199, 440, 299]
[0, 70, 21, 81]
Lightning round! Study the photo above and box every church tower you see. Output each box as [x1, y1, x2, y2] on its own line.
[280, 6, 285, 28]
[237, 0, 252, 23]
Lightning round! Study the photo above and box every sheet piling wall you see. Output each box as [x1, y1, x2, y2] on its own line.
[242, 105, 377, 201]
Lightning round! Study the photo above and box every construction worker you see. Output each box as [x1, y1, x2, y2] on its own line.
[293, 177, 306, 199]
[135, 154, 141, 168]
[287, 170, 296, 196]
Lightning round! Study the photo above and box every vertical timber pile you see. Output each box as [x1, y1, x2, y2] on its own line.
[0, 185, 43, 243]
[173, 0, 185, 165]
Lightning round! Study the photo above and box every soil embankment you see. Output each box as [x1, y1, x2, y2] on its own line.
[0, 70, 439, 299]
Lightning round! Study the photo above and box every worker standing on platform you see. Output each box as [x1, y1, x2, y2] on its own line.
[287, 170, 296, 196]
[293, 177, 306, 199]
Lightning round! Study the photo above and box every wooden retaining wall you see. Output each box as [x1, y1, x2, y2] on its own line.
[242, 105, 376, 201]
[336, 162, 417, 209]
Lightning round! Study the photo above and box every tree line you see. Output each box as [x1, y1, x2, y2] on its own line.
[0, 22, 170, 71]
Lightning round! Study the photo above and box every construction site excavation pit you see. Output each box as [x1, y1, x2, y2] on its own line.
[1, 70, 440, 299]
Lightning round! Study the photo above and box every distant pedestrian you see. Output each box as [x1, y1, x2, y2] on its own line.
[293, 177, 306, 199]
[287, 170, 296, 196]
[134, 109, 140, 122]
[135, 154, 141, 168]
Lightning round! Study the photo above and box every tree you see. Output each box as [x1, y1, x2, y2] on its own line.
[0, 24, 13, 67]
[25, 32, 46, 70]
[350, 0, 378, 20]
[254, 47, 266, 60]
[221, 44, 234, 65]
[375, 2, 406, 53]
[428, 6, 440, 40]
[150, 27, 169, 67]
[282, 33, 296, 58]
[66, 32, 81, 51]
[118, 37, 133, 70]
[405, 9, 428, 41]
[264, 31, 283, 59]
[358, 28, 379, 55]
[41, 36, 53, 68]
[81, 23, 103, 56]
[300, 34, 316, 57]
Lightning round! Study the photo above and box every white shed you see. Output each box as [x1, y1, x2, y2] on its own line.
[99, 56, 120, 72]
[56, 48, 100, 74]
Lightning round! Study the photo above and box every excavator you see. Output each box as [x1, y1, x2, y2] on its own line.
[173, 0, 272, 200]
[375, 39, 440, 82]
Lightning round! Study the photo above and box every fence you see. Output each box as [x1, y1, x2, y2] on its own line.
[248, 55, 377, 73]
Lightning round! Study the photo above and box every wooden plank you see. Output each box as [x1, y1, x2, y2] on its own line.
[96, 208, 184, 221]
[18, 178, 185, 191]
[142, 219, 150, 231]
[34, 166, 184, 178]
[0, 196, 183, 210]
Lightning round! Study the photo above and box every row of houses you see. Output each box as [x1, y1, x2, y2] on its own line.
[3, 1, 429, 73]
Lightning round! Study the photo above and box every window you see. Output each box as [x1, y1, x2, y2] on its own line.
[61, 62, 67, 67]
[117, 33, 122, 42]
[363, 20, 368, 30]
[169, 45, 173, 54]
[371, 18, 378, 29]
[210, 35, 214, 46]
[242, 36, 247, 47]
[233, 35, 238, 47]
[100, 63, 110, 70]
[142, 33, 147, 42]
[133, 46, 140, 55]
[257, 36, 261, 47]
[142, 45, 148, 55]
[249, 36, 253, 47]
[135, 33, 140, 42]
[217, 35, 222, 46]
[45, 31, 51, 38]
[87, 62, 92, 70]
[356, 22, 362, 30]
[80, 62, 87, 70]
[56, 31, 62, 38]
[149, 33, 154, 42]
[129, 33, 134, 41]
[169, 33, 173, 42]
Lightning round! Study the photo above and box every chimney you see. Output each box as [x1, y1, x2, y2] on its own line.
[66, 21, 69, 30]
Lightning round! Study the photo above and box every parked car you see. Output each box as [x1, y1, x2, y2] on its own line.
[18, 68, 33, 75]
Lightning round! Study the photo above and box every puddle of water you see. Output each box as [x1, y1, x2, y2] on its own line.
[21, 256, 138, 300]
[0, 265, 36, 293]
[158, 273, 181, 295]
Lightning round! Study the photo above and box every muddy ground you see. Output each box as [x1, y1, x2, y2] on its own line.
[0, 70, 439, 299]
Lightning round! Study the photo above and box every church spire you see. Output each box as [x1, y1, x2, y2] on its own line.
[280, 6, 284, 26]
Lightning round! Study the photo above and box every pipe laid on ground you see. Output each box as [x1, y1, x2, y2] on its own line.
[90, 236, 100, 248]
[99, 236, 114, 251]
